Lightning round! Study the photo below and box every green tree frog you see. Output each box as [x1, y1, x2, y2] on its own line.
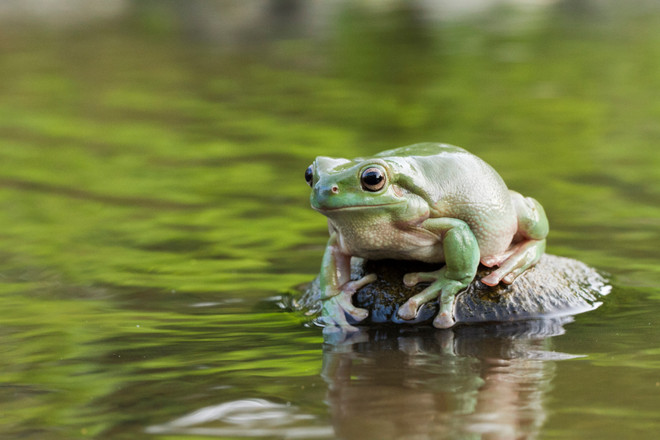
[305, 143, 549, 329]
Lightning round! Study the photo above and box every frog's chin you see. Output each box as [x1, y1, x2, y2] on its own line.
[312, 202, 403, 213]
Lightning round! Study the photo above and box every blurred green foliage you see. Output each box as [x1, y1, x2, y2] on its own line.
[0, 1, 659, 438]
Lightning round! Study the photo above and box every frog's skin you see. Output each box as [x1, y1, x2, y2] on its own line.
[305, 143, 549, 330]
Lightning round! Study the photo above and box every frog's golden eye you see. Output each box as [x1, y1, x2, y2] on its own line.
[305, 165, 314, 187]
[361, 167, 386, 192]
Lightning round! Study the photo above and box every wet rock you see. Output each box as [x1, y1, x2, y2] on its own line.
[299, 254, 610, 326]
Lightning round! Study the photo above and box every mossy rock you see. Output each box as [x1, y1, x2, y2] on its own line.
[298, 254, 610, 326]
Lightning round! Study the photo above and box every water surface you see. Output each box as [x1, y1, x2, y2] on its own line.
[1, 2, 660, 439]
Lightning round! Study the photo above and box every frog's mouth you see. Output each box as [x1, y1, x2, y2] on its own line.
[313, 202, 404, 212]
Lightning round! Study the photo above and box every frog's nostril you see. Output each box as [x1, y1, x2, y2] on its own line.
[331, 186, 339, 194]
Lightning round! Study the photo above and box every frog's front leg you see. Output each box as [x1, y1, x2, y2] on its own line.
[318, 232, 376, 330]
[397, 218, 480, 329]
[481, 191, 548, 286]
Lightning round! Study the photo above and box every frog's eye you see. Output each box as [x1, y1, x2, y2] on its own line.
[304, 165, 314, 187]
[360, 167, 386, 192]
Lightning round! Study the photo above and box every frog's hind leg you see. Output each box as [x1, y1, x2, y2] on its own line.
[480, 191, 549, 286]
[480, 240, 546, 286]
[480, 248, 515, 268]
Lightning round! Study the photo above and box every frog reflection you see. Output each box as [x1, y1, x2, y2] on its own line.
[321, 319, 576, 440]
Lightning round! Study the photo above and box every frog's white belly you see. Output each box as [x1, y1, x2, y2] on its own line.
[329, 204, 518, 264]
[332, 218, 445, 263]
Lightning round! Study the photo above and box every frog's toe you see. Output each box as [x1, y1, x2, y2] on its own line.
[344, 303, 369, 323]
[480, 257, 499, 268]
[335, 287, 369, 323]
[398, 280, 447, 321]
[392, 302, 436, 324]
[403, 269, 443, 287]
[502, 273, 516, 284]
[320, 319, 359, 334]
[345, 273, 377, 291]
[480, 255, 503, 268]
[480, 271, 504, 286]
[433, 311, 455, 329]
[397, 299, 420, 320]
[321, 291, 368, 328]
[403, 273, 420, 287]
[481, 239, 545, 286]
[501, 264, 530, 284]
[481, 266, 523, 285]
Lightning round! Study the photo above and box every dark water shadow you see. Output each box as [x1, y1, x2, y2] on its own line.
[321, 318, 577, 440]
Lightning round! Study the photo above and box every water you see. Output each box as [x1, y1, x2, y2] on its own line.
[1, 1, 659, 439]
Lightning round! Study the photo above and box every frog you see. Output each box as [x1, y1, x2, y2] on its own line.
[304, 143, 549, 330]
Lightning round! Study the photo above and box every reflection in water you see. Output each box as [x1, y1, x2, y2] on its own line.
[145, 319, 578, 439]
[322, 319, 578, 440]
[147, 398, 334, 439]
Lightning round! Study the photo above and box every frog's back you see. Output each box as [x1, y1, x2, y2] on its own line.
[373, 142, 467, 159]
[380, 143, 518, 258]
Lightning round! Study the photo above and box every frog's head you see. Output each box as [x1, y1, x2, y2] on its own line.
[305, 156, 428, 221]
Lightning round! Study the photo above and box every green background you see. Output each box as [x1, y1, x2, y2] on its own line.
[1, 1, 659, 439]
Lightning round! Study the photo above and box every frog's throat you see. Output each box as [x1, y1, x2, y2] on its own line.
[313, 201, 405, 212]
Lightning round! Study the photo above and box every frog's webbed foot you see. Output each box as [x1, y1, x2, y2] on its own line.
[397, 267, 470, 329]
[320, 274, 376, 331]
[480, 239, 546, 286]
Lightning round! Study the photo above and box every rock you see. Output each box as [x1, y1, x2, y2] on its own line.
[298, 254, 610, 326]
